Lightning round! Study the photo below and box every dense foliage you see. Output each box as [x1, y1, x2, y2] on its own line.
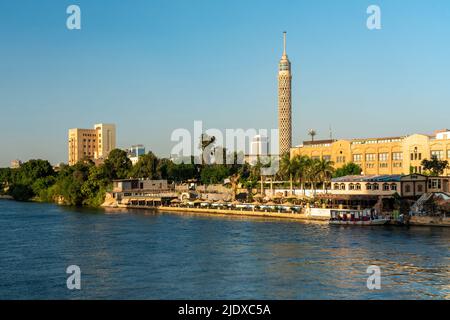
[0, 148, 341, 206]
[421, 156, 449, 176]
[333, 162, 362, 178]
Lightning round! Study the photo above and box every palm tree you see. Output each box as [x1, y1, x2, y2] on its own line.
[229, 173, 240, 201]
[308, 129, 317, 142]
[315, 159, 335, 191]
[279, 153, 298, 195]
[293, 155, 310, 196]
[199, 134, 216, 165]
[306, 158, 321, 195]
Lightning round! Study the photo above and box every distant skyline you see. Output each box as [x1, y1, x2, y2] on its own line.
[1, 0, 450, 166]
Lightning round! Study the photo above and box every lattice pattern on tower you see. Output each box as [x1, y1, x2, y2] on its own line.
[278, 72, 292, 155]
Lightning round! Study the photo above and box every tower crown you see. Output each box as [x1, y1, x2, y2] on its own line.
[279, 31, 291, 72]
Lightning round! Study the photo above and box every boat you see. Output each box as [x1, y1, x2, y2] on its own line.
[329, 208, 389, 226]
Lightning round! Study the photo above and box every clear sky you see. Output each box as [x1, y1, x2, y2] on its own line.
[1, 0, 449, 166]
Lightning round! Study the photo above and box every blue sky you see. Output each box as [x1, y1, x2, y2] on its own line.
[0, 0, 449, 166]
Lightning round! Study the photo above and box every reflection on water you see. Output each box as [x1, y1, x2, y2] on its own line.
[0, 201, 449, 299]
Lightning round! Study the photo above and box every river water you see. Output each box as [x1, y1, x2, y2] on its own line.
[0, 200, 449, 299]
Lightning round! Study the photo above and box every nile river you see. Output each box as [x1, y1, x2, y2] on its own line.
[0, 200, 449, 299]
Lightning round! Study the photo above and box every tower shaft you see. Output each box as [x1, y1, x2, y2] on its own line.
[278, 32, 292, 155]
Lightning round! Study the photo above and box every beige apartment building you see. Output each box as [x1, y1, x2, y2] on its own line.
[291, 129, 450, 176]
[68, 123, 116, 165]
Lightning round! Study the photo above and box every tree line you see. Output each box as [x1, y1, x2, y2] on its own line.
[0, 148, 366, 206]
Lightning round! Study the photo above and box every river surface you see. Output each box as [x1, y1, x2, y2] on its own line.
[0, 200, 449, 299]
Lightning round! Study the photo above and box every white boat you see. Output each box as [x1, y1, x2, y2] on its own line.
[329, 209, 389, 226]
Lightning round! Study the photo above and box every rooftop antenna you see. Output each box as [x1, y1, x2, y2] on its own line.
[329, 125, 333, 140]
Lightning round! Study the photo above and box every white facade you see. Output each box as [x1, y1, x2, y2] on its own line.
[94, 123, 116, 160]
[435, 130, 450, 140]
[250, 135, 269, 164]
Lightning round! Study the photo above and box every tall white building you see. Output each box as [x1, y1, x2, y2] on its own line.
[94, 123, 116, 160]
[250, 135, 269, 165]
[68, 123, 116, 165]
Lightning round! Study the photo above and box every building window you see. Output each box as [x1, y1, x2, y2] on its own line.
[340, 183, 345, 190]
[392, 152, 403, 161]
[390, 184, 397, 191]
[373, 183, 379, 190]
[428, 179, 442, 189]
[383, 183, 390, 191]
[355, 183, 361, 190]
[366, 163, 375, 169]
[431, 150, 444, 160]
[349, 183, 355, 190]
[379, 153, 389, 161]
[353, 154, 362, 162]
[366, 183, 372, 190]
[379, 163, 389, 168]
[334, 183, 340, 190]
[417, 184, 423, 193]
[366, 154, 376, 162]
[405, 185, 411, 193]
[393, 162, 402, 168]
[336, 156, 346, 163]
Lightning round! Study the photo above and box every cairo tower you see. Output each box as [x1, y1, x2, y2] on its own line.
[278, 31, 292, 155]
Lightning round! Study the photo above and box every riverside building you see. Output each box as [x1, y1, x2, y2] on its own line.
[291, 129, 450, 176]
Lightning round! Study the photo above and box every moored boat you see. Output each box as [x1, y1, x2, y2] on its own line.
[329, 209, 389, 226]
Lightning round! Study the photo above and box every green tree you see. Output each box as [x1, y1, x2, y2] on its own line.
[9, 184, 34, 201]
[279, 153, 298, 195]
[294, 155, 311, 195]
[200, 164, 230, 185]
[7, 159, 55, 201]
[333, 162, 362, 178]
[81, 164, 112, 206]
[130, 151, 159, 179]
[0, 168, 12, 194]
[32, 176, 56, 200]
[104, 149, 132, 179]
[156, 158, 171, 180]
[315, 159, 335, 190]
[421, 156, 449, 176]
[305, 158, 321, 194]
[46, 161, 91, 206]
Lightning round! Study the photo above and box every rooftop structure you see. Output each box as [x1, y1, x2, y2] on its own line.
[291, 131, 450, 176]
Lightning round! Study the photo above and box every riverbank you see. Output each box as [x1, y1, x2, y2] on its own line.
[0, 195, 13, 200]
[102, 203, 450, 227]
[104, 204, 329, 222]
[409, 215, 450, 227]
